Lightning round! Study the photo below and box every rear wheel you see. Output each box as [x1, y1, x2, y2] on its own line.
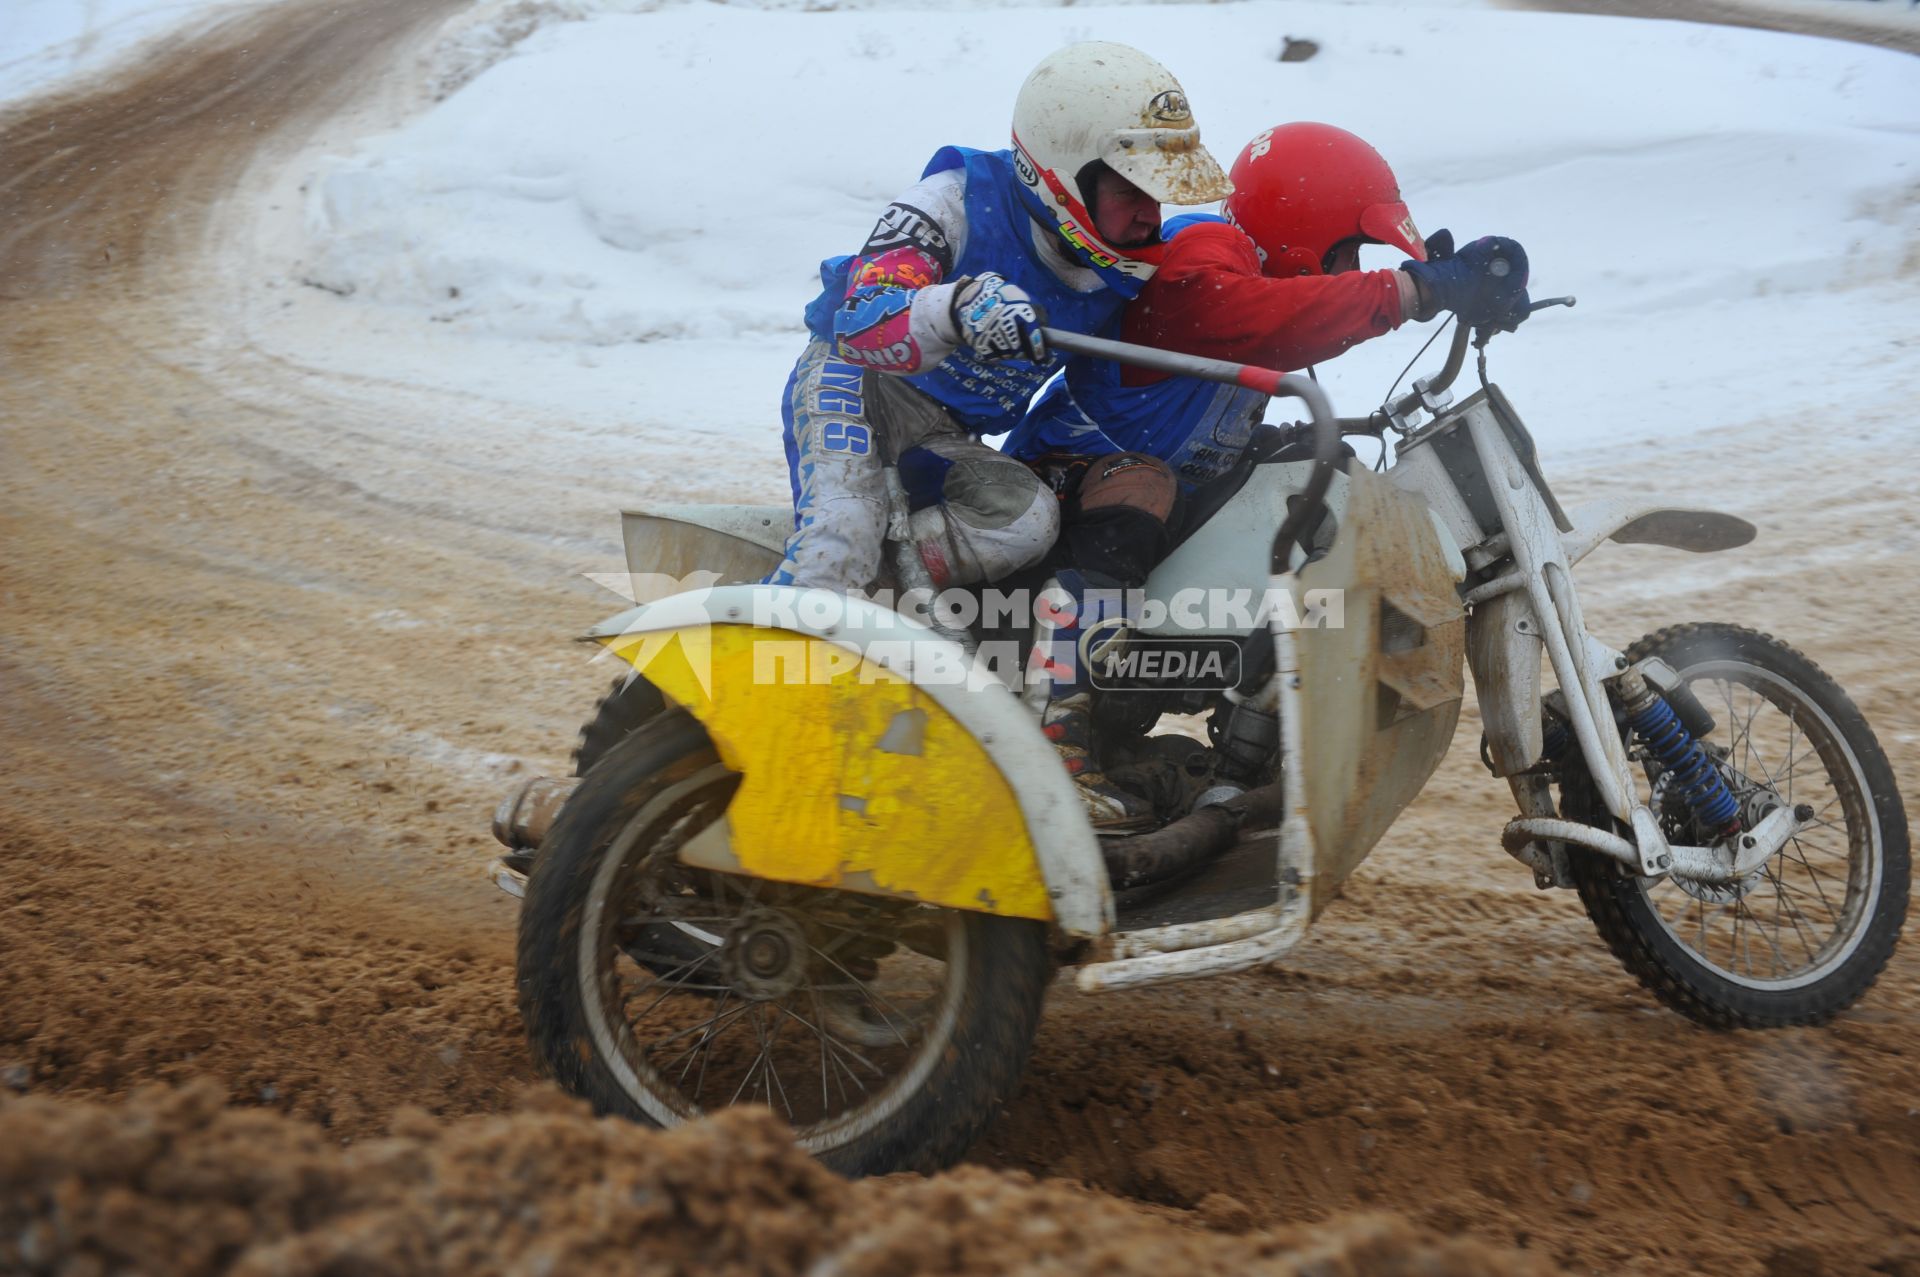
[1564, 624, 1908, 1028]
[517, 713, 1054, 1175]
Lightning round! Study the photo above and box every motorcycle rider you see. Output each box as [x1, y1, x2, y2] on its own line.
[1005, 123, 1533, 820]
[763, 41, 1231, 594]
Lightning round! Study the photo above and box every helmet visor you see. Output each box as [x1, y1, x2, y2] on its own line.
[1360, 201, 1425, 261]
[1104, 128, 1232, 206]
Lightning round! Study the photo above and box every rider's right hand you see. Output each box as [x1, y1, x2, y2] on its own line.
[1402, 232, 1531, 331]
[949, 273, 1050, 363]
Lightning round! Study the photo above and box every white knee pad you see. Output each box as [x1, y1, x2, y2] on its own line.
[907, 484, 1060, 587]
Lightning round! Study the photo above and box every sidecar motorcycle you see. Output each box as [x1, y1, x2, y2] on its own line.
[490, 312, 1909, 1177]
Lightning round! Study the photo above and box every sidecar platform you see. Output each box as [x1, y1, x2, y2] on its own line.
[1113, 823, 1284, 932]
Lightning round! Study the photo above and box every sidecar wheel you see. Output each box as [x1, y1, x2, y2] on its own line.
[518, 711, 1053, 1176]
[1564, 623, 1908, 1028]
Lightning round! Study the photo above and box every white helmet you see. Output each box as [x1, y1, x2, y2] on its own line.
[1010, 41, 1232, 284]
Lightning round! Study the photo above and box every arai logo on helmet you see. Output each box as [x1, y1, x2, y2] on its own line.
[1013, 149, 1039, 188]
[1147, 89, 1192, 125]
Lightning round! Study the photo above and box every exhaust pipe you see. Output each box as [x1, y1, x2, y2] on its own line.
[491, 776, 579, 851]
[1102, 782, 1285, 893]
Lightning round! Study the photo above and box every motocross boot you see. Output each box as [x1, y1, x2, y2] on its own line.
[1042, 691, 1156, 826]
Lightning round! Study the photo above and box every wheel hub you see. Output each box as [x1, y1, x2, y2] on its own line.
[722, 909, 810, 1000]
[1654, 770, 1769, 904]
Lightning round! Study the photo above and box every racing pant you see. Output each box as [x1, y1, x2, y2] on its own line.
[767, 340, 1060, 592]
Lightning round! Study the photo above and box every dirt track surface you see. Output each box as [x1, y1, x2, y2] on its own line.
[2, 3, 1917, 1275]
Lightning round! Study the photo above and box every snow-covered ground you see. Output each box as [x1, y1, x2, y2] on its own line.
[14, 0, 1918, 472]
[232, 0, 1920, 471]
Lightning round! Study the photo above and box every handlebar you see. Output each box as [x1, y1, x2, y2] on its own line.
[1040, 327, 1337, 573]
[1386, 295, 1576, 419]
[1042, 295, 1570, 570]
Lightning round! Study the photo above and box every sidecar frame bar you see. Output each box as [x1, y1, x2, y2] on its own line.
[1042, 327, 1341, 573]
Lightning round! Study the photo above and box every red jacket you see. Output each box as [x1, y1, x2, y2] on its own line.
[1118, 221, 1404, 385]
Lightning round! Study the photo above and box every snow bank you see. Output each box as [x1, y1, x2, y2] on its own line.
[269, 0, 1920, 454]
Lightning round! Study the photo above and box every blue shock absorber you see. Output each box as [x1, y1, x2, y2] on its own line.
[1624, 685, 1743, 841]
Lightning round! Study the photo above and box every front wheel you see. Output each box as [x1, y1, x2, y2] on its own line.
[1564, 623, 1908, 1028]
[517, 712, 1054, 1176]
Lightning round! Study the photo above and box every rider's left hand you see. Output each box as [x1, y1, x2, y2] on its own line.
[1402, 234, 1531, 330]
[1485, 287, 1533, 334]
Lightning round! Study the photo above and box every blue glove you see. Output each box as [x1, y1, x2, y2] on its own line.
[950, 272, 1048, 363]
[1403, 231, 1531, 332]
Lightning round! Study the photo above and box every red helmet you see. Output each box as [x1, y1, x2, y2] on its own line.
[1222, 122, 1425, 278]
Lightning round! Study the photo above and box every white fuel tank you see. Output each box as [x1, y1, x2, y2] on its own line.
[1140, 462, 1353, 637]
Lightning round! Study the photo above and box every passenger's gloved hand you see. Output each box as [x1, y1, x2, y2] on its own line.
[1402, 231, 1532, 331]
[950, 272, 1049, 363]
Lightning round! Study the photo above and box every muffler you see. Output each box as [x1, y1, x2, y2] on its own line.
[491, 776, 579, 851]
[1102, 782, 1285, 893]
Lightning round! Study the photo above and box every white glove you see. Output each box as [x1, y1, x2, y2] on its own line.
[949, 272, 1048, 363]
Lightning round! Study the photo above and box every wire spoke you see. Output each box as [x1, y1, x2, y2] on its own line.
[802, 988, 871, 1109]
[1768, 868, 1824, 964]
[747, 1003, 792, 1114]
[1735, 897, 1788, 976]
[761, 1006, 796, 1121]
[730, 1004, 775, 1107]
[771, 998, 879, 1113]
[1804, 793, 1845, 823]
[1786, 827, 1853, 860]
[1728, 684, 1759, 781]
[1769, 867, 1838, 930]
[1717, 680, 1739, 754]
[691, 999, 747, 1106]
[1784, 716, 1798, 805]
[1784, 839, 1844, 910]
[1732, 895, 1750, 974]
[1739, 706, 1781, 796]
[810, 988, 831, 1112]
[622, 949, 720, 1028]
[806, 945, 919, 1050]
[777, 999, 887, 1078]
[1769, 867, 1789, 973]
[789, 998, 874, 1103]
[674, 989, 733, 1084]
[647, 996, 755, 1056]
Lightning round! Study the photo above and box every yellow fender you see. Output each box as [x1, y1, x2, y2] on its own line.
[584, 587, 1113, 937]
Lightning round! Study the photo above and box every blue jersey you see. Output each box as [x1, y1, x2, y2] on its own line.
[804, 147, 1131, 436]
[1004, 215, 1268, 493]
